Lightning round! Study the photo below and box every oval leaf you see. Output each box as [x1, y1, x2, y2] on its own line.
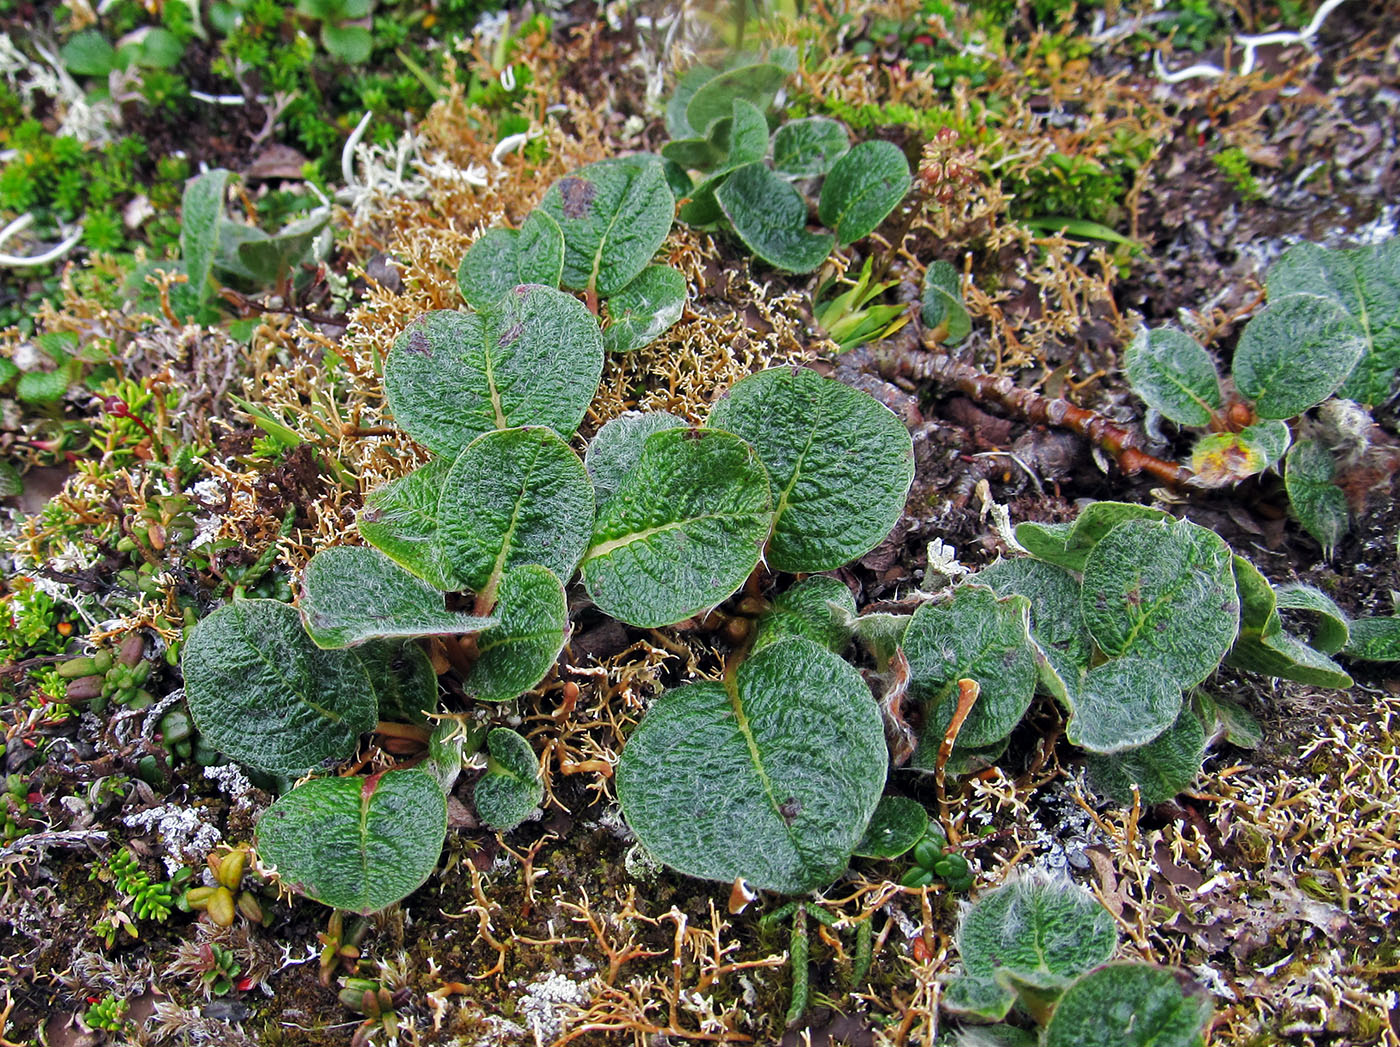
[1233, 293, 1367, 419]
[1015, 502, 1171, 573]
[666, 64, 720, 139]
[921, 260, 971, 345]
[584, 410, 687, 506]
[1285, 438, 1348, 555]
[685, 62, 786, 134]
[957, 877, 1116, 983]
[384, 287, 603, 457]
[580, 427, 772, 628]
[1064, 656, 1182, 755]
[358, 459, 461, 591]
[256, 769, 447, 914]
[902, 584, 1038, 759]
[1043, 964, 1211, 1047]
[602, 264, 687, 353]
[817, 140, 911, 246]
[183, 599, 378, 776]
[462, 566, 568, 703]
[753, 575, 857, 654]
[352, 640, 438, 725]
[437, 427, 594, 596]
[1085, 707, 1205, 805]
[772, 116, 850, 178]
[456, 210, 565, 311]
[975, 556, 1091, 702]
[538, 154, 675, 297]
[1345, 617, 1400, 661]
[299, 546, 495, 648]
[851, 794, 927, 859]
[715, 162, 835, 274]
[473, 727, 543, 831]
[707, 366, 914, 572]
[1124, 327, 1222, 427]
[616, 637, 886, 894]
[1080, 517, 1237, 689]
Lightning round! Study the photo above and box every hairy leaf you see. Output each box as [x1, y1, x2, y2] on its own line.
[183, 600, 377, 776]
[616, 637, 886, 894]
[539, 154, 675, 297]
[772, 116, 849, 178]
[975, 557, 1091, 703]
[1063, 657, 1182, 754]
[666, 64, 720, 138]
[1274, 583, 1349, 655]
[461, 566, 568, 703]
[602, 264, 687, 353]
[851, 795, 927, 859]
[716, 162, 834, 273]
[1285, 438, 1348, 555]
[1015, 502, 1171, 573]
[352, 641, 438, 726]
[1043, 964, 1211, 1047]
[1124, 328, 1221, 427]
[456, 210, 565, 311]
[753, 575, 857, 654]
[180, 169, 232, 303]
[1344, 617, 1400, 661]
[580, 427, 772, 628]
[358, 459, 461, 591]
[256, 769, 446, 914]
[437, 426, 593, 597]
[1080, 517, 1237, 689]
[473, 728, 543, 830]
[921, 260, 971, 345]
[1085, 707, 1206, 805]
[384, 290, 603, 457]
[300, 546, 495, 648]
[584, 410, 688, 505]
[817, 140, 911, 246]
[1233, 293, 1367, 419]
[1226, 556, 1352, 688]
[685, 62, 786, 134]
[707, 366, 914, 572]
[1189, 420, 1290, 486]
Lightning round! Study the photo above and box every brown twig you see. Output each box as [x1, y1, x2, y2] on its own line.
[935, 679, 981, 844]
[877, 340, 1196, 488]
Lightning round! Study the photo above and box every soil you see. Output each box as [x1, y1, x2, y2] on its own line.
[3, 3, 1400, 1046]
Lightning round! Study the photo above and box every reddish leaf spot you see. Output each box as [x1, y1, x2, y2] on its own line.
[405, 328, 432, 356]
[558, 177, 596, 218]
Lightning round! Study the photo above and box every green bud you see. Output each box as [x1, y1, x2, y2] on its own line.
[57, 656, 99, 679]
[900, 867, 936, 889]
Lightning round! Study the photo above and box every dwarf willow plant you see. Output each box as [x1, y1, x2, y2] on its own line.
[181, 248, 918, 910]
[1126, 235, 1398, 551]
[661, 56, 912, 273]
[945, 877, 1212, 1047]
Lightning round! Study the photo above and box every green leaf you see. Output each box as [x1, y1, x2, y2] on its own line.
[1085, 707, 1205, 805]
[1042, 964, 1211, 1047]
[707, 366, 914, 572]
[1233, 293, 1367, 419]
[921, 260, 971, 345]
[753, 575, 857, 655]
[61, 30, 116, 76]
[473, 728, 543, 830]
[975, 557, 1091, 703]
[1080, 517, 1237, 689]
[772, 117, 849, 178]
[299, 546, 495, 648]
[1194, 691, 1262, 749]
[580, 427, 772, 628]
[1124, 328, 1222, 427]
[1284, 438, 1348, 555]
[851, 795, 927, 859]
[456, 210, 565, 311]
[236, 211, 329, 286]
[135, 27, 184, 68]
[817, 140, 911, 247]
[15, 369, 69, 404]
[1015, 502, 1172, 573]
[902, 585, 1038, 762]
[666, 65, 720, 139]
[352, 640, 438, 726]
[0, 460, 21, 498]
[661, 136, 725, 172]
[677, 173, 728, 226]
[1266, 237, 1400, 406]
[1225, 556, 1352, 688]
[436, 427, 593, 597]
[852, 611, 911, 671]
[602, 265, 687, 353]
[616, 637, 886, 894]
[462, 566, 567, 702]
[255, 769, 447, 914]
[538, 154, 675, 298]
[1063, 657, 1182, 754]
[685, 62, 786, 134]
[358, 459, 461, 591]
[182, 599, 378, 776]
[704, 98, 770, 169]
[384, 287, 604, 457]
[1274, 583, 1348, 655]
[321, 23, 373, 64]
[584, 411, 688, 505]
[181, 169, 232, 303]
[942, 975, 1016, 1023]
[716, 162, 834, 273]
[952, 877, 1116, 1018]
[1344, 617, 1400, 661]
[1020, 216, 1140, 247]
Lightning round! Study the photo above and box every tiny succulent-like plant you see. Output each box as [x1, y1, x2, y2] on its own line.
[662, 57, 912, 273]
[945, 877, 1213, 1046]
[1125, 235, 1398, 550]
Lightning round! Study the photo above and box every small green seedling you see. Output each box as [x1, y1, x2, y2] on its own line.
[663, 58, 911, 273]
[898, 821, 973, 892]
[1125, 235, 1398, 550]
[945, 877, 1212, 1046]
